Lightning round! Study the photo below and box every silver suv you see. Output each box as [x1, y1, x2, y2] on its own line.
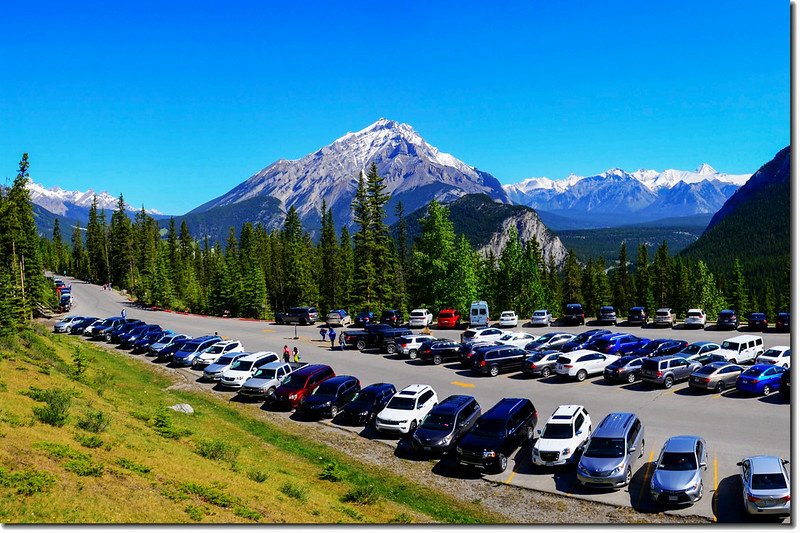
[641, 356, 701, 389]
[577, 412, 645, 489]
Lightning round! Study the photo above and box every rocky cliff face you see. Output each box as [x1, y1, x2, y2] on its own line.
[476, 208, 568, 265]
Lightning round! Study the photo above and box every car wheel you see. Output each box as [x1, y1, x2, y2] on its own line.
[626, 372, 636, 384]
[433, 354, 443, 365]
[576, 369, 587, 382]
[697, 482, 703, 501]
[386, 344, 396, 355]
[526, 425, 534, 441]
[639, 439, 645, 458]
[66, 326, 72, 334]
[625, 466, 632, 485]
[663, 376, 674, 389]
[728, 359, 736, 364]
[407, 420, 417, 435]
[714, 381, 724, 393]
[266, 386, 276, 398]
[489, 365, 499, 377]
[783, 364, 788, 369]
[408, 349, 418, 360]
[541, 367, 552, 378]
[105, 333, 111, 342]
[356, 340, 366, 351]
[762, 385, 771, 396]
[329, 405, 338, 418]
[497, 454, 508, 473]
[276, 318, 283, 325]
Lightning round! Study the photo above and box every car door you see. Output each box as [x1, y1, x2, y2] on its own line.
[696, 439, 707, 470]
[591, 353, 609, 374]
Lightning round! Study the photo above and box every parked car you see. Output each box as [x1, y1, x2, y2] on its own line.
[273, 364, 336, 410]
[756, 346, 791, 368]
[654, 308, 676, 328]
[458, 342, 496, 369]
[496, 332, 537, 348]
[589, 333, 648, 356]
[375, 384, 438, 435]
[603, 356, 648, 384]
[525, 332, 576, 351]
[710, 335, 764, 364]
[418, 340, 464, 365]
[461, 327, 504, 345]
[716, 310, 740, 330]
[561, 329, 612, 352]
[676, 342, 721, 366]
[203, 352, 247, 382]
[219, 352, 279, 389]
[532, 405, 592, 467]
[118, 324, 162, 349]
[455, 398, 537, 473]
[650, 435, 707, 505]
[380, 309, 404, 327]
[563, 303, 585, 325]
[89, 317, 125, 339]
[354, 311, 376, 327]
[650, 339, 689, 358]
[738, 455, 791, 517]
[153, 338, 192, 363]
[379, 328, 415, 354]
[776, 311, 790, 332]
[275, 307, 319, 325]
[630, 338, 675, 358]
[171, 335, 223, 367]
[640, 356, 701, 389]
[469, 301, 490, 327]
[238, 362, 307, 400]
[736, 364, 786, 396]
[597, 306, 618, 326]
[396, 334, 436, 359]
[132, 329, 173, 353]
[530, 309, 553, 327]
[577, 412, 645, 489]
[627, 306, 648, 325]
[340, 383, 396, 426]
[148, 333, 191, 356]
[688, 362, 744, 393]
[340, 323, 392, 350]
[83, 317, 110, 336]
[521, 349, 562, 378]
[70, 317, 100, 335]
[408, 309, 434, 328]
[555, 350, 619, 382]
[107, 320, 145, 343]
[296, 375, 361, 419]
[683, 309, 707, 329]
[748, 312, 769, 332]
[436, 308, 461, 329]
[471, 346, 529, 377]
[498, 311, 518, 327]
[53, 315, 84, 333]
[411, 395, 481, 456]
[326, 309, 352, 328]
[192, 339, 245, 368]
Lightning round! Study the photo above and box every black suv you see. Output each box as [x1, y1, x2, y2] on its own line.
[380, 309, 404, 327]
[296, 375, 361, 419]
[340, 383, 396, 425]
[411, 395, 481, 455]
[456, 398, 537, 473]
[471, 346, 528, 377]
[419, 340, 464, 365]
[275, 307, 319, 325]
[716, 310, 739, 330]
[563, 303, 585, 326]
[628, 307, 648, 325]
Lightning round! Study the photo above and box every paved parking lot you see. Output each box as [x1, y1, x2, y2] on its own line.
[68, 278, 791, 522]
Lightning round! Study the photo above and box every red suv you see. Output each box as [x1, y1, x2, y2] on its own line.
[437, 309, 461, 329]
[273, 364, 335, 409]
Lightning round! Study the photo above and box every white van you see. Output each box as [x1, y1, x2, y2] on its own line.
[710, 335, 764, 364]
[469, 301, 490, 327]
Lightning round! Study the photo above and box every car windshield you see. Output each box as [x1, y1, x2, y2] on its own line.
[695, 366, 716, 376]
[351, 389, 379, 404]
[214, 356, 235, 366]
[280, 374, 307, 388]
[205, 345, 225, 354]
[752, 473, 787, 490]
[463, 331, 476, 339]
[252, 368, 277, 379]
[229, 360, 253, 371]
[641, 340, 662, 351]
[499, 334, 515, 341]
[584, 437, 625, 458]
[410, 311, 424, 317]
[680, 344, 703, 355]
[386, 397, 416, 410]
[659, 452, 697, 471]
[312, 381, 340, 396]
[534, 311, 546, 317]
[541, 423, 573, 439]
[535, 334, 555, 342]
[574, 331, 596, 343]
[601, 308, 614, 313]
[687, 311, 702, 317]
[742, 367, 763, 377]
[420, 412, 455, 430]
[471, 418, 505, 438]
[501, 312, 514, 317]
[762, 349, 787, 359]
[616, 356, 637, 366]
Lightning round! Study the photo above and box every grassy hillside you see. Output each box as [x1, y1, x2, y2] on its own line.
[0, 327, 501, 524]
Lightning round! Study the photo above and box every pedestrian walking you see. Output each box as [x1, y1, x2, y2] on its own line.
[339, 333, 346, 351]
[283, 345, 290, 363]
[292, 347, 300, 362]
[121, 308, 127, 319]
[320, 327, 327, 342]
[328, 328, 336, 348]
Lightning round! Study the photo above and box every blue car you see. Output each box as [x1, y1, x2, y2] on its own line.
[589, 333, 648, 356]
[354, 311, 375, 327]
[172, 336, 222, 367]
[133, 329, 174, 353]
[736, 364, 786, 396]
[119, 324, 162, 349]
[561, 329, 612, 352]
[631, 338, 676, 358]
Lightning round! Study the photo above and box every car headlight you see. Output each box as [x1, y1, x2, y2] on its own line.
[288, 393, 297, 400]
[482, 450, 496, 458]
[438, 435, 452, 446]
[577, 464, 589, 475]
[690, 482, 700, 491]
[359, 411, 369, 417]
[611, 465, 623, 475]
[562, 448, 571, 456]
[532, 448, 539, 456]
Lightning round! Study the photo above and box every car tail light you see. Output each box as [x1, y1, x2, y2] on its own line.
[780, 495, 791, 502]
[530, 363, 537, 369]
[564, 364, 573, 368]
[479, 360, 486, 367]
[698, 378, 710, 383]
[747, 494, 761, 503]
[424, 350, 431, 354]
[656, 371, 662, 377]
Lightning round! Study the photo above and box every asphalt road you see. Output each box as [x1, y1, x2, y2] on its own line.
[65, 277, 791, 523]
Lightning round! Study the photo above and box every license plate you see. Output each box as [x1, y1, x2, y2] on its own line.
[762, 499, 775, 506]
[424, 447, 431, 451]
[545, 462, 554, 466]
[668, 495, 678, 502]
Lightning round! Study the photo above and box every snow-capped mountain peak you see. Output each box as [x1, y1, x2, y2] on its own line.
[696, 163, 716, 175]
[26, 180, 162, 216]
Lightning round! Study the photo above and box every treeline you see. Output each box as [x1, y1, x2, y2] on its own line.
[35, 160, 789, 322]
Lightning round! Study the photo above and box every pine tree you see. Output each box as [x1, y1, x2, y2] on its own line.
[52, 218, 65, 275]
[634, 244, 655, 313]
[561, 250, 583, 307]
[728, 258, 749, 317]
[652, 241, 671, 309]
[365, 162, 395, 309]
[409, 200, 457, 310]
[337, 227, 355, 312]
[318, 202, 340, 311]
[691, 260, 727, 317]
[352, 171, 376, 309]
[86, 196, 109, 285]
[496, 227, 527, 314]
[612, 242, 633, 313]
[71, 222, 87, 279]
[108, 195, 135, 289]
[764, 280, 777, 322]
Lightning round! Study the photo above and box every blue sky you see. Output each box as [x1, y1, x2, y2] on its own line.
[0, 1, 789, 214]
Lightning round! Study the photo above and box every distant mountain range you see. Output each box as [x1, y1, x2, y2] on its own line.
[504, 165, 749, 229]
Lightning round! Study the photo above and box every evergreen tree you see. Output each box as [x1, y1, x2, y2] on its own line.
[690, 260, 727, 317]
[337, 227, 355, 311]
[365, 162, 395, 309]
[652, 241, 671, 309]
[409, 201, 457, 310]
[764, 280, 777, 322]
[561, 250, 583, 307]
[446, 235, 480, 315]
[318, 201, 340, 311]
[728, 258, 749, 317]
[351, 171, 375, 309]
[612, 242, 633, 313]
[281, 206, 316, 307]
[52, 218, 66, 275]
[86, 196, 109, 284]
[108, 195, 134, 289]
[71, 222, 87, 279]
[634, 244, 655, 313]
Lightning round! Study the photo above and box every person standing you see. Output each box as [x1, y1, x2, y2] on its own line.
[319, 327, 327, 342]
[328, 328, 336, 349]
[292, 347, 300, 362]
[283, 345, 290, 363]
[121, 308, 127, 319]
[339, 332, 347, 351]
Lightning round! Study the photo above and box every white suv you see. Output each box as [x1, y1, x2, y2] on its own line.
[684, 309, 707, 329]
[756, 345, 791, 368]
[461, 327, 504, 345]
[408, 309, 434, 328]
[497, 332, 536, 348]
[396, 334, 436, 359]
[375, 384, 438, 435]
[555, 350, 619, 381]
[219, 351, 279, 388]
[532, 405, 592, 466]
[498, 311, 518, 327]
[192, 339, 245, 367]
[711, 335, 764, 364]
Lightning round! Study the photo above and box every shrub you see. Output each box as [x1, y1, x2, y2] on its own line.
[246, 469, 268, 483]
[25, 387, 73, 427]
[180, 482, 237, 508]
[0, 467, 57, 495]
[76, 409, 110, 433]
[151, 408, 188, 439]
[279, 482, 308, 502]
[195, 439, 240, 462]
[318, 461, 343, 482]
[34, 441, 85, 460]
[116, 457, 151, 475]
[389, 513, 413, 523]
[70, 345, 89, 379]
[74, 433, 103, 449]
[64, 457, 104, 477]
[184, 505, 207, 521]
[341, 484, 379, 505]
[233, 506, 262, 521]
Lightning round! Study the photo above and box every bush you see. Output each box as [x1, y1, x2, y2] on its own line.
[25, 387, 73, 427]
[341, 484, 379, 505]
[195, 439, 240, 462]
[184, 504, 206, 522]
[116, 457, 151, 475]
[64, 457, 104, 477]
[76, 409, 110, 433]
[74, 433, 103, 449]
[0, 467, 56, 495]
[233, 506, 262, 521]
[151, 408, 188, 439]
[180, 482, 237, 508]
[318, 461, 343, 482]
[70, 345, 89, 379]
[389, 513, 413, 523]
[246, 469, 268, 483]
[34, 441, 85, 460]
[279, 482, 308, 502]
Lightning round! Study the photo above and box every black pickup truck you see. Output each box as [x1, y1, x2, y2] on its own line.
[342, 324, 412, 352]
[275, 307, 319, 325]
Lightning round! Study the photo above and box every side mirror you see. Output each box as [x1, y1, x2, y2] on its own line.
[536, 428, 542, 435]
[699, 461, 707, 468]
[628, 446, 637, 453]
[736, 461, 743, 466]
[576, 430, 583, 436]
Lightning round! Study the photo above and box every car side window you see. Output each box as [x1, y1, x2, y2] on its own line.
[575, 413, 585, 431]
